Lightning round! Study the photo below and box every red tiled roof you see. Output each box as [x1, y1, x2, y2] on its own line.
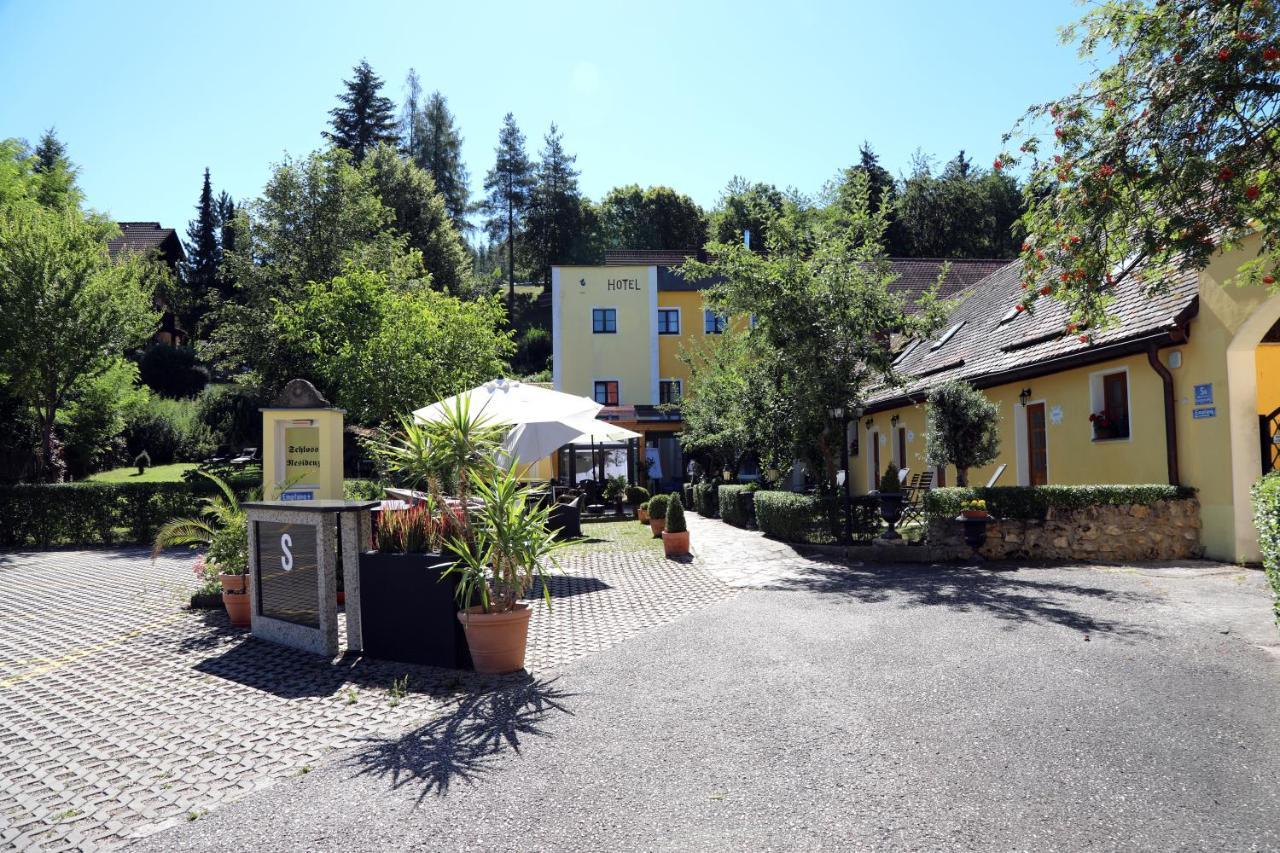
[886, 258, 1013, 310]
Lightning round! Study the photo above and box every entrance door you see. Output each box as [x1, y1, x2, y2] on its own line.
[1026, 402, 1048, 486]
[896, 427, 907, 470]
[1262, 406, 1280, 474]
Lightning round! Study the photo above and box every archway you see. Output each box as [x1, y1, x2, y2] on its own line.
[1225, 292, 1280, 563]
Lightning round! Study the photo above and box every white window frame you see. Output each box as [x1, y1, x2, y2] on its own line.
[1088, 366, 1132, 443]
[657, 307, 681, 335]
[591, 306, 618, 335]
[592, 378, 622, 406]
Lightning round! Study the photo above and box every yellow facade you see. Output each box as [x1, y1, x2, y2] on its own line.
[552, 265, 656, 405]
[656, 290, 705, 394]
[1258, 344, 1280, 416]
[260, 408, 344, 501]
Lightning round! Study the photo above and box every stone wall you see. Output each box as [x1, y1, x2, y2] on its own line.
[927, 498, 1202, 562]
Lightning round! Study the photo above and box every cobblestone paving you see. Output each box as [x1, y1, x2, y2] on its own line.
[686, 513, 845, 587]
[0, 529, 732, 851]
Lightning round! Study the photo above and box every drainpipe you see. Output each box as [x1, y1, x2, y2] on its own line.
[1146, 343, 1180, 486]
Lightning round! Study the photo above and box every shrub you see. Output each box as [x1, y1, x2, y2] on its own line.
[693, 482, 720, 517]
[648, 493, 670, 520]
[343, 479, 387, 501]
[1251, 473, 1280, 623]
[719, 483, 759, 528]
[754, 490, 880, 544]
[124, 397, 216, 465]
[138, 343, 209, 398]
[625, 485, 650, 505]
[666, 493, 687, 533]
[196, 384, 264, 451]
[879, 463, 901, 493]
[0, 479, 253, 548]
[924, 484, 1197, 521]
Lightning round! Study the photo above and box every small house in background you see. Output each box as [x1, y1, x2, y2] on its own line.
[106, 221, 187, 346]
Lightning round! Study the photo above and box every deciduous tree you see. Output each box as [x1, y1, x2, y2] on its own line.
[924, 379, 1001, 486]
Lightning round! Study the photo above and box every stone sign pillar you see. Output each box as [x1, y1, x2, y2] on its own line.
[260, 379, 344, 501]
[243, 500, 376, 657]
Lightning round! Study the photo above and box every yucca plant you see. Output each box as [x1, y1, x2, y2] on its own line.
[152, 470, 253, 575]
[443, 463, 566, 614]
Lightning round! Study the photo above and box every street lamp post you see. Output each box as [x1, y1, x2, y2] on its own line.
[830, 405, 854, 545]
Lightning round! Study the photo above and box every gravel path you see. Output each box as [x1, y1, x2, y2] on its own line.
[135, 556, 1280, 852]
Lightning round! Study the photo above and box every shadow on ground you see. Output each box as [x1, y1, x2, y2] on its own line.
[529, 575, 611, 599]
[346, 673, 575, 799]
[772, 560, 1158, 637]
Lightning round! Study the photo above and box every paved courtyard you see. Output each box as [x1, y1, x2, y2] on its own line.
[0, 523, 733, 851]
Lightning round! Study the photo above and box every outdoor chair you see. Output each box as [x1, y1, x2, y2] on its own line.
[897, 467, 911, 486]
[899, 470, 934, 526]
[229, 447, 260, 468]
[985, 463, 1007, 488]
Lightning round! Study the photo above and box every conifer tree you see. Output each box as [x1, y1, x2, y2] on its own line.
[401, 70, 471, 230]
[30, 128, 79, 209]
[525, 123, 582, 287]
[184, 168, 220, 325]
[483, 113, 534, 309]
[324, 60, 398, 164]
[215, 192, 237, 303]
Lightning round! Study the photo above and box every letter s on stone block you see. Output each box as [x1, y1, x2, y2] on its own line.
[280, 533, 293, 572]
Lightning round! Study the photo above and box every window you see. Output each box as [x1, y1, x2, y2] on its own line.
[930, 321, 965, 351]
[704, 309, 727, 334]
[658, 308, 680, 335]
[1089, 368, 1131, 440]
[659, 379, 682, 404]
[592, 308, 617, 334]
[593, 380, 619, 406]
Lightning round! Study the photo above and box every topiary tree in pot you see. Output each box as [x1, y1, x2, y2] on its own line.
[662, 493, 689, 558]
[647, 493, 670, 538]
[626, 484, 650, 520]
[873, 463, 905, 540]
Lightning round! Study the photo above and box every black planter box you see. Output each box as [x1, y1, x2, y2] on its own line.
[358, 550, 472, 669]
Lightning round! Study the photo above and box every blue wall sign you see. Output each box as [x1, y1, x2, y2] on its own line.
[1194, 383, 1214, 405]
[280, 489, 317, 501]
[1192, 407, 1216, 420]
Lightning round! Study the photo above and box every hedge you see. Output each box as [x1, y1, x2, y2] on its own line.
[718, 484, 758, 528]
[693, 482, 720, 518]
[924, 484, 1197, 521]
[1251, 473, 1280, 623]
[0, 480, 251, 548]
[754, 490, 881, 544]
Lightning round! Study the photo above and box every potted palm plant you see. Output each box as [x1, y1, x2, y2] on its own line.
[662, 493, 690, 558]
[153, 471, 252, 627]
[647, 493, 670, 538]
[445, 464, 566, 674]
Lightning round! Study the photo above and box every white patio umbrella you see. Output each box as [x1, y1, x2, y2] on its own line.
[565, 418, 642, 444]
[413, 379, 603, 468]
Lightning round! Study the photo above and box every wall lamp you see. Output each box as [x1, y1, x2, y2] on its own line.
[864, 417, 875, 431]
[890, 414, 900, 427]
[1019, 388, 1033, 407]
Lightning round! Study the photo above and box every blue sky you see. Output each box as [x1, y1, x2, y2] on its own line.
[0, 0, 1091, 238]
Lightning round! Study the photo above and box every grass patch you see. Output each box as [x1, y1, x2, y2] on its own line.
[87, 463, 197, 483]
[560, 519, 664, 556]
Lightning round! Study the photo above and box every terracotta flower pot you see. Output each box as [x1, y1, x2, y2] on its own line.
[639, 508, 650, 524]
[457, 604, 531, 674]
[649, 518, 666, 538]
[961, 510, 990, 520]
[662, 530, 690, 558]
[218, 573, 251, 627]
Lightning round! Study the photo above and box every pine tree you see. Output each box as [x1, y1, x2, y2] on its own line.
[401, 71, 471, 231]
[525, 123, 582, 287]
[184, 168, 220, 326]
[324, 59, 398, 164]
[215, 192, 237, 302]
[483, 113, 534, 309]
[30, 128, 79, 209]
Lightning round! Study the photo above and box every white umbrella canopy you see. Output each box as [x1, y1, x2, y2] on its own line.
[412, 378, 600, 427]
[500, 421, 591, 467]
[566, 418, 642, 444]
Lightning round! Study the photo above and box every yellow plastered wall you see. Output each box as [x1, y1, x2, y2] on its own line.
[1257, 344, 1280, 416]
[855, 354, 1169, 495]
[657, 291, 705, 392]
[554, 265, 654, 404]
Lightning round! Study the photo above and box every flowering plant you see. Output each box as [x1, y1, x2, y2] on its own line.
[1088, 410, 1113, 431]
[961, 499, 987, 513]
[192, 554, 221, 596]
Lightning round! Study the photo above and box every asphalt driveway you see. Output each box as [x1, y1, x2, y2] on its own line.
[136, 560, 1280, 852]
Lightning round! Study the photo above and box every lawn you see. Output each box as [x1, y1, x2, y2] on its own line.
[88, 463, 198, 483]
[560, 518, 663, 556]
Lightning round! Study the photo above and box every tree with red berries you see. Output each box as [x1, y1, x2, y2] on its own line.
[998, 0, 1280, 333]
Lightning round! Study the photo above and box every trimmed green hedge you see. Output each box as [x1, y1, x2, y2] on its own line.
[718, 484, 759, 528]
[0, 480, 251, 548]
[924, 484, 1197, 521]
[693, 482, 720, 518]
[754, 490, 880, 544]
[1251, 473, 1280, 623]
